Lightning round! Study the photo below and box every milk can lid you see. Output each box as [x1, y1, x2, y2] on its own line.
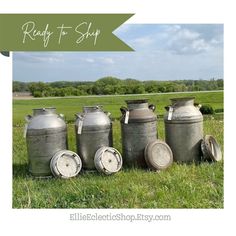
[144, 140, 173, 171]
[50, 150, 82, 178]
[201, 135, 222, 162]
[94, 147, 122, 175]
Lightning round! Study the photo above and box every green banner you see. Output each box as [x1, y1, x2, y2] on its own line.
[0, 14, 134, 51]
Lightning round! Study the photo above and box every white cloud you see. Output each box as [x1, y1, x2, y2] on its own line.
[78, 56, 115, 65]
[192, 39, 210, 51]
[85, 58, 95, 63]
[100, 57, 114, 64]
[166, 24, 182, 32]
[32, 56, 64, 63]
[14, 52, 64, 63]
[163, 25, 218, 54]
[132, 36, 153, 46]
[123, 24, 223, 55]
[174, 29, 199, 40]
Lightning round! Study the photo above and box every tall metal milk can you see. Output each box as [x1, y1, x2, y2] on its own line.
[75, 106, 113, 170]
[164, 97, 203, 163]
[25, 108, 68, 177]
[120, 99, 157, 168]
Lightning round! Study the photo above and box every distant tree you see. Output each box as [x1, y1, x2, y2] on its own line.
[13, 81, 21, 92]
[144, 81, 158, 93]
[77, 85, 89, 95]
[13, 77, 224, 97]
[122, 78, 141, 94]
[217, 79, 223, 89]
[43, 87, 54, 97]
[96, 76, 121, 86]
[93, 76, 121, 95]
[104, 85, 115, 95]
[133, 84, 145, 94]
[28, 82, 48, 95]
[158, 86, 166, 93]
[13, 81, 29, 92]
[115, 85, 126, 94]
[33, 91, 43, 97]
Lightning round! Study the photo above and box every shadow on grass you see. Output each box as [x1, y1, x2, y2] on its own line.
[13, 163, 29, 178]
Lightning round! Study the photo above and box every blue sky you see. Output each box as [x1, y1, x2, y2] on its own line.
[13, 24, 223, 82]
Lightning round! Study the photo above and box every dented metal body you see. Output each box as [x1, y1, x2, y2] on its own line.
[75, 106, 112, 170]
[164, 97, 203, 163]
[25, 108, 67, 177]
[120, 100, 157, 168]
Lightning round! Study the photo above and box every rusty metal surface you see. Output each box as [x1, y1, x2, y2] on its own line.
[164, 97, 203, 163]
[120, 99, 157, 168]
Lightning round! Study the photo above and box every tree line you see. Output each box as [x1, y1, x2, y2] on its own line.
[13, 77, 223, 97]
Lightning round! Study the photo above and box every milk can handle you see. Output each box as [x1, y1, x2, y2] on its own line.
[120, 106, 128, 115]
[148, 104, 155, 112]
[25, 115, 32, 122]
[58, 113, 65, 120]
[165, 103, 177, 111]
[165, 106, 170, 111]
[194, 103, 202, 110]
[24, 115, 32, 138]
[75, 113, 84, 120]
[104, 111, 111, 117]
[104, 111, 112, 123]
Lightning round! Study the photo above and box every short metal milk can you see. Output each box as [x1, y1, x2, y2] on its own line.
[164, 97, 203, 163]
[75, 106, 113, 170]
[25, 108, 68, 177]
[120, 99, 157, 168]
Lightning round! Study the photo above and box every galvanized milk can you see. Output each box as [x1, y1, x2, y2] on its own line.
[120, 99, 157, 167]
[164, 97, 203, 163]
[75, 106, 113, 170]
[25, 108, 68, 177]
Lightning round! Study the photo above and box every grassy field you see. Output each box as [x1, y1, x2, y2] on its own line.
[13, 91, 224, 208]
[13, 91, 223, 125]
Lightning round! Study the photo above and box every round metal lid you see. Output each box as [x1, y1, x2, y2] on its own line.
[144, 140, 173, 171]
[94, 147, 122, 175]
[201, 135, 222, 162]
[50, 150, 82, 178]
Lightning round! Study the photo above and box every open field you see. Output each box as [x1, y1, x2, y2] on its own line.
[13, 91, 223, 125]
[13, 91, 224, 208]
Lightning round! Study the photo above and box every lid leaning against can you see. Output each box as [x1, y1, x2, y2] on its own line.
[50, 150, 82, 178]
[94, 147, 123, 175]
[144, 140, 173, 171]
[201, 135, 222, 162]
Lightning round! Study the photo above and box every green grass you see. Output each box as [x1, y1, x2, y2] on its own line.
[13, 91, 224, 208]
[13, 91, 223, 125]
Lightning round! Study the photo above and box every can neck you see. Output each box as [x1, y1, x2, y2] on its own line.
[83, 106, 102, 113]
[171, 98, 194, 107]
[33, 108, 56, 116]
[126, 100, 149, 110]
[127, 103, 149, 110]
